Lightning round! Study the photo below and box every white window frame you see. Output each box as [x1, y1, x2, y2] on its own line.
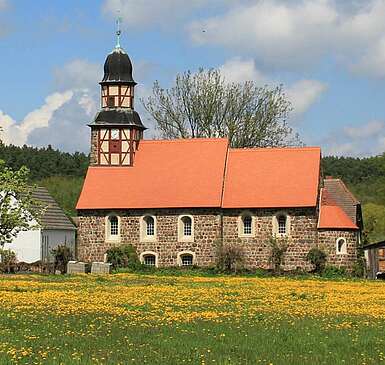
[336, 237, 347, 255]
[238, 211, 255, 237]
[177, 250, 196, 267]
[139, 251, 159, 267]
[272, 212, 291, 237]
[140, 215, 157, 242]
[178, 215, 194, 242]
[105, 214, 121, 242]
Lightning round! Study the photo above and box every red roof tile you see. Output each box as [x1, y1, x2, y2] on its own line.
[76, 138, 229, 209]
[318, 188, 358, 230]
[222, 147, 321, 208]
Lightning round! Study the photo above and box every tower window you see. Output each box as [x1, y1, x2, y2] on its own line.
[336, 238, 347, 255]
[107, 96, 115, 107]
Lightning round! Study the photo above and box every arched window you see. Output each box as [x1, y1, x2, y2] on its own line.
[243, 216, 252, 235]
[109, 216, 119, 236]
[140, 251, 158, 267]
[145, 216, 155, 236]
[178, 215, 194, 242]
[182, 216, 192, 236]
[273, 212, 290, 236]
[177, 251, 196, 267]
[106, 215, 120, 241]
[143, 254, 156, 266]
[278, 215, 287, 235]
[336, 237, 347, 255]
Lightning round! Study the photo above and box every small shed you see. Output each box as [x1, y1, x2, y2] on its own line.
[4, 187, 76, 263]
[363, 241, 385, 279]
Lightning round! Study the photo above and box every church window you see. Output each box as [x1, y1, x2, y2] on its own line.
[238, 212, 255, 237]
[106, 215, 120, 241]
[278, 215, 287, 234]
[178, 215, 194, 242]
[273, 212, 290, 237]
[140, 251, 158, 267]
[336, 237, 347, 255]
[243, 216, 252, 235]
[140, 215, 157, 242]
[177, 251, 196, 266]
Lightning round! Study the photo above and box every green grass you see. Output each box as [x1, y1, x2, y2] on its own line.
[0, 274, 384, 364]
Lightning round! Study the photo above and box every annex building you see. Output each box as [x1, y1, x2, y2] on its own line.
[76, 40, 362, 271]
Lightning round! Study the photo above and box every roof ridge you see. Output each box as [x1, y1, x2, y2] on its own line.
[229, 146, 321, 153]
[141, 138, 229, 144]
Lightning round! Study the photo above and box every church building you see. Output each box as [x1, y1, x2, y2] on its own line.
[76, 38, 362, 271]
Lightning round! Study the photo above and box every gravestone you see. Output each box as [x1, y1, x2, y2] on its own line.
[67, 261, 86, 274]
[91, 262, 111, 274]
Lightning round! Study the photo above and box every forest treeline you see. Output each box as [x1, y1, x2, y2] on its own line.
[0, 143, 384, 242]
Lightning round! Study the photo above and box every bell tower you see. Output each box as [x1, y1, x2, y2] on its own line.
[89, 18, 146, 166]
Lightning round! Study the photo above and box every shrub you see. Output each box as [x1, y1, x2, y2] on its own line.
[351, 256, 366, 278]
[216, 240, 245, 273]
[51, 245, 73, 274]
[106, 244, 140, 270]
[268, 236, 288, 273]
[322, 265, 347, 278]
[306, 247, 327, 274]
[0, 248, 17, 273]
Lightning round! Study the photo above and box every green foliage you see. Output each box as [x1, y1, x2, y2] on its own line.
[362, 203, 385, 243]
[143, 68, 301, 148]
[39, 176, 84, 217]
[0, 248, 16, 273]
[0, 142, 88, 180]
[106, 244, 140, 270]
[215, 240, 245, 273]
[306, 248, 327, 273]
[51, 245, 73, 274]
[0, 160, 45, 247]
[351, 257, 367, 278]
[322, 266, 347, 279]
[268, 236, 288, 273]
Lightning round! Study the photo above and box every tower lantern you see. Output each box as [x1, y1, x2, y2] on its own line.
[88, 18, 146, 167]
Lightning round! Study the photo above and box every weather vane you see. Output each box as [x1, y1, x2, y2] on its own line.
[116, 10, 122, 49]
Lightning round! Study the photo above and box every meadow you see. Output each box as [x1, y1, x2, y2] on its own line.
[0, 273, 384, 365]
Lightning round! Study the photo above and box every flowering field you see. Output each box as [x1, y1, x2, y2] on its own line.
[0, 274, 384, 364]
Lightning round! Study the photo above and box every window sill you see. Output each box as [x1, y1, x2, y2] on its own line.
[105, 236, 121, 243]
[238, 233, 255, 238]
[140, 236, 157, 243]
[178, 236, 194, 243]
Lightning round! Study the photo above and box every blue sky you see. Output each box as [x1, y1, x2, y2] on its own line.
[1, 0, 385, 156]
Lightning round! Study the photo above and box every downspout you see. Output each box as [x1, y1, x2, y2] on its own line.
[219, 141, 230, 247]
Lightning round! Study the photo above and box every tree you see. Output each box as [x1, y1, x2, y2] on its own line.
[143, 69, 301, 148]
[0, 160, 44, 247]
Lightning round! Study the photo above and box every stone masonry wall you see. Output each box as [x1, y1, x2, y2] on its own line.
[77, 208, 359, 270]
[318, 230, 358, 269]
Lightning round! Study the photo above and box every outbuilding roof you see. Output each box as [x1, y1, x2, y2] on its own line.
[76, 138, 321, 210]
[33, 187, 76, 231]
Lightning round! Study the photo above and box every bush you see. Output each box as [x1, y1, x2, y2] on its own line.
[306, 248, 327, 274]
[268, 236, 288, 273]
[106, 244, 140, 270]
[51, 245, 73, 274]
[216, 240, 245, 273]
[322, 265, 347, 278]
[351, 257, 366, 278]
[0, 248, 17, 273]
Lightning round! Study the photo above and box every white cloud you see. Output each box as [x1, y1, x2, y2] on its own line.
[322, 120, 385, 156]
[219, 58, 267, 85]
[219, 58, 327, 119]
[0, 91, 73, 146]
[287, 79, 328, 117]
[188, 0, 385, 76]
[102, 0, 209, 29]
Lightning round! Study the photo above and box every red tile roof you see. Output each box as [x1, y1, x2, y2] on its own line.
[222, 147, 321, 208]
[76, 139, 322, 210]
[318, 187, 358, 230]
[76, 138, 229, 209]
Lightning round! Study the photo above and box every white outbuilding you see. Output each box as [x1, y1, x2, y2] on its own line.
[3, 187, 76, 263]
